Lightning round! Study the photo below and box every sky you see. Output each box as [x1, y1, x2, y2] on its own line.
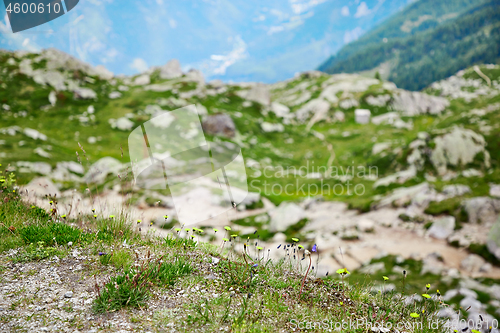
[0, 0, 412, 83]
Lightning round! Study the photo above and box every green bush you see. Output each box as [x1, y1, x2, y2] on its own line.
[93, 257, 192, 313]
[13, 241, 63, 263]
[19, 222, 84, 246]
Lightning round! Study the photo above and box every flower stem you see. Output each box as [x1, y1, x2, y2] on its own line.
[299, 255, 312, 298]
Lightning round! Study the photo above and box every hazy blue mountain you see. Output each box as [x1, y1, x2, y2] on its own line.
[318, 0, 500, 90]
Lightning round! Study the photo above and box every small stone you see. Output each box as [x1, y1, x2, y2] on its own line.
[64, 291, 73, 298]
[67, 242, 73, 246]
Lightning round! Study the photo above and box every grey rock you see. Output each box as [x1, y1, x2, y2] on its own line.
[24, 128, 47, 141]
[371, 112, 400, 125]
[48, 91, 57, 106]
[202, 113, 236, 138]
[238, 84, 270, 106]
[270, 102, 290, 117]
[487, 216, 500, 260]
[421, 253, 445, 275]
[133, 74, 151, 86]
[462, 197, 500, 224]
[158, 59, 182, 79]
[64, 291, 73, 298]
[339, 98, 359, 109]
[359, 262, 385, 274]
[196, 103, 208, 115]
[185, 69, 205, 85]
[373, 166, 417, 188]
[436, 307, 457, 319]
[460, 297, 484, 312]
[366, 94, 391, 106]
[261, 122, 284, 133]
[391, 90, 449, 116]
[73, 87, 97, 100]
[268, 202, 305, 232]
[460, 254, 486, 273]
[430, 127, 490, 175]
[357, 218, 375, 232]
[37, 48, 113, 79]
[370, 283, 396, 294]
[334, 110, 345, 122]
[110, 117, 134, 131]
[16, 161, 52, 175]
[108, 91, 122, 99]
[23, 177, 61, 197]
[442, 184, 471, 197]
[404, 294, 423, 305]
[467, 313, 496, 333]
[375, 182, 437, 209]
[57, 161, 84, 175]
[34, 147, 51, 158]
[459, 288, 478, 300]
[295, 98, 330, 123]
[490, 183, 500, 198]
[241, 192, 260, 207]
[427, 216, 455, 239]
[372, 142, 391, 155]
[442, 289, 459, 301]
[83, 157, 123, 184]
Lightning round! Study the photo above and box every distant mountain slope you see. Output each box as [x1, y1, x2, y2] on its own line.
[318, 0, 500, 91]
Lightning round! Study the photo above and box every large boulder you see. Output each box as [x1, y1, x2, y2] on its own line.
[270, 102, 290, 117]
[442, 184, 471, 197]
[462, 197, 500, 224]
[373, 166, 416, 188]
[23, 177, 61, 198]
[430, 127, 490, 175]
[427, 216, 455, 239]
[109, 117, 134, 131]
[159, 59, 183, 79]
[73, 87, 97, 99]
[261, 122, 284, 133]
[391, 90, 449, 116]
[268, 202, 305, 232]
[36, 48, 113, 79]
[23, 128, 47, 141]
[375, 182, 439, 209]
[490, 183, 500, 198]
[238, 84, 271, 106]
[133, 74, 151, 86]
[83, 157, 123, 184]
[16, 161, 51, 175]
[185, 69, 205, 85]
[487, 217, 500, 260]
[202, 113, 236, 138]
[295, 99, 330, 123]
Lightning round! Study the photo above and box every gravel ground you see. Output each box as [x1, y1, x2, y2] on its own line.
[0, 246, 220, 333]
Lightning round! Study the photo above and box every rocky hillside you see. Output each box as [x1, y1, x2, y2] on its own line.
[318, 0, 500, 91]
[1, 48, 500, 324]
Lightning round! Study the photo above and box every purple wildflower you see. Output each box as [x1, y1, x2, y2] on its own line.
[312, 244, 317, 252]
[98, 252, 107, 256]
